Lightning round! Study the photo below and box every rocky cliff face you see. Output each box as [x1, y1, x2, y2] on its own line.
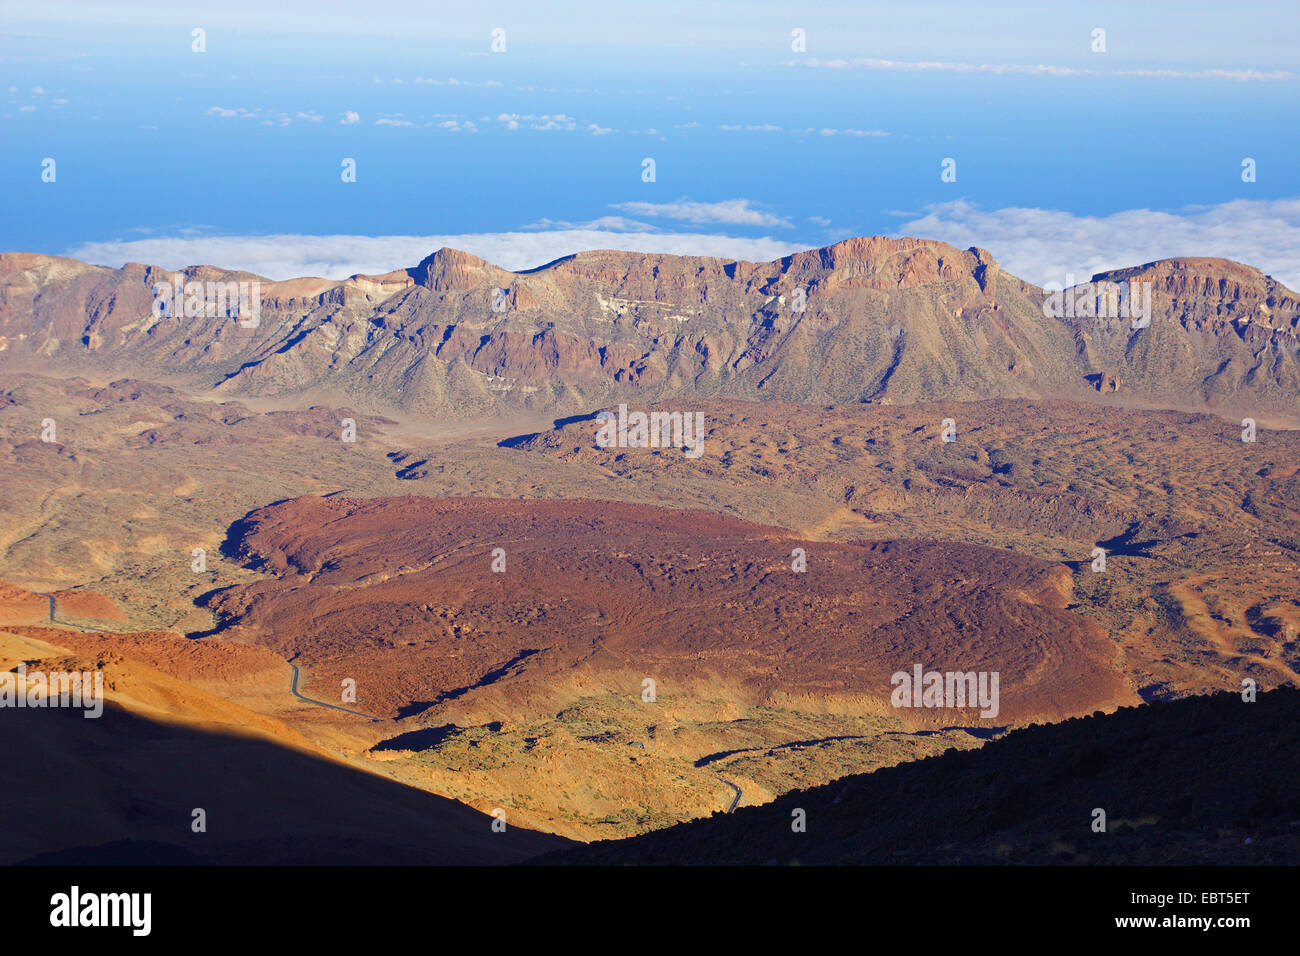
[1, 238, 1296, 422]
[1066, 257, 1300, 419]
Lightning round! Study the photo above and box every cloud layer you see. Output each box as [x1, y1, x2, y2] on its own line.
[611, 198, 792, 228]
[64, 198, 1300, 288]
[896, 198, 1300, 289]
[786, 57, 1296, 82]
[66, 230, 809, 279]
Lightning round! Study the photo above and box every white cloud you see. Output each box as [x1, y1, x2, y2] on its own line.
[65, 230, 810, 280]
[895, 198, 1300, 289]
[208, 105, 320, 125]
[65, 200, 1300, 289]
[534, 114, 577, 131]
[492, 112, 580, 131]
[341, 110, 360, 124]
[786, 57, 1295, 82]
[612, 198, 792, 229]
[523, 215, 657, 232]
[375, 117, 415, 127]
[588, 123, 613, 135]
[721, 122, 886, 137]
[412, 76, 502, 87]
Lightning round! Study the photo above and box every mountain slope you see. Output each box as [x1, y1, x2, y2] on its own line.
[2, 238, 1296, 423]
[0, 627, 567, 864]
[538, 687, 1300, 865]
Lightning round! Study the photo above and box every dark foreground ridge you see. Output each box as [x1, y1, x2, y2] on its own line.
[536, 688, 1300, 865]
[3, 701, 567, 865]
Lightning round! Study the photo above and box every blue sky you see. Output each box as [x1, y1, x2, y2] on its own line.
[4, 1, 1300, 285]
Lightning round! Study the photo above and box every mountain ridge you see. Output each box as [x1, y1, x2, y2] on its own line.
[2, 236, 1297, 424]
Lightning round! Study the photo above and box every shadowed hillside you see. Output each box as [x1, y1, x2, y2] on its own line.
[0, 628, 566, 865]
[538, 687, 1300, 865]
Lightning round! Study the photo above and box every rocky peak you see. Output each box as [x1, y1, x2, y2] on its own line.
[412, 247, 502, 292]
[1093, 257, 1299, 327]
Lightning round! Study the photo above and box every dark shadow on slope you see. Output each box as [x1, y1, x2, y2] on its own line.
[395, 699, 438, 720]
[432, 649, 540, 705]
[536, 688, 1300, 866]
[372, 723, 461, 753]
[0, 700, 569, 866]
[497, 410, 603, 449]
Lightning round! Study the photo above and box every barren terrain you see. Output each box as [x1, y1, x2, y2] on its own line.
[1, 240, 1297, 856]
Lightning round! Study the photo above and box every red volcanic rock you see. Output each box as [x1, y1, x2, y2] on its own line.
[0, 581, 124, 624]
[52, 589, 125, 621]
[205, 496, 1128, 724]
[0, 582, 50, 625]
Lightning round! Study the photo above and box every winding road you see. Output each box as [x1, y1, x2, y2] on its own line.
[34, 590, 740, 819]
[35, 592, 379, 723]
[288, 656, 739, 812]
[715, 774, 742, 813]
[35, 592, 741, 816]
[288, 662, 383, 722]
